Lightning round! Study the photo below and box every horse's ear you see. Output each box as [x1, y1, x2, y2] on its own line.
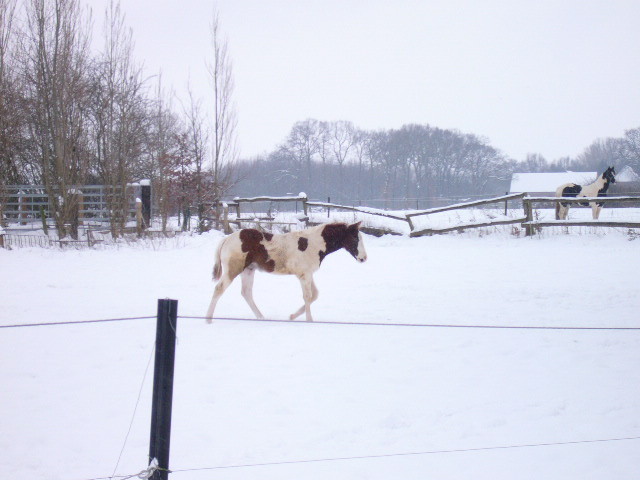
[350, 221, 362, 230]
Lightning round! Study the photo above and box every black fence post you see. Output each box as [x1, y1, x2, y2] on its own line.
[140, 180, 152, 229]
[148, 299, 178, 480]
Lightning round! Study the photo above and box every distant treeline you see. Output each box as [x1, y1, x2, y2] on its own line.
[232, 119, 640, 207]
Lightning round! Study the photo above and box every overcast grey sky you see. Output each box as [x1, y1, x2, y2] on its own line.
[95, 0, 640, 162]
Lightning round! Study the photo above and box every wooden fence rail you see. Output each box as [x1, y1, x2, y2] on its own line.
[218, 193, 640, 238]
[407, 193, 527, 237]
[305, 201, 408, 221]
[522, 196, 640, 236]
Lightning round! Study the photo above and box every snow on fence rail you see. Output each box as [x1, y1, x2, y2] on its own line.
[406, 193, 527, 237]
[215, 193, 640, 239]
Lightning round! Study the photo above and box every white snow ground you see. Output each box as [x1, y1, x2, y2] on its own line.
[1, 226, 639, 480]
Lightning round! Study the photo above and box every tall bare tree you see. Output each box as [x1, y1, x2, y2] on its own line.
[181, 82, 210, 231]
[91, 0, 146, 237]
[21, 0, 92, 238]
[207, 8, 237, 210]
[149, 76, 181, 232]
[329, 120, 356, 201]
[0, 0, 19, 189]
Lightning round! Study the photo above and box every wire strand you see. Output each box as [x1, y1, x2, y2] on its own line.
[2, 314, 638, 331]
[167, 435, 640, 473]
[179, 315, 640, 331]
[0, 316, 156, 329]
[109, 343, 156, 480]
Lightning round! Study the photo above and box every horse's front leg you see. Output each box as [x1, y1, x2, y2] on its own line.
[290, 274, 318, 322]
[591, 202, 602, 219]
[241, 267, 264, 319]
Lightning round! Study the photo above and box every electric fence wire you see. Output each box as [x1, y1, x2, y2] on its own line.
[2, 314, 639, 331]
[178, 315, 640, 331]
[0, 316, 156, 329]
[109, 343, 157, 480]
[74, 435, 640, 480]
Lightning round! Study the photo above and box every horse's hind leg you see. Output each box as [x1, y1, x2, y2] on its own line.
[241, 267, 264, 319]
[290, 275, 318, 322]
[558, 204, 569, 220]
[206, 262, 242, 323]
[206, 276, 232, 323]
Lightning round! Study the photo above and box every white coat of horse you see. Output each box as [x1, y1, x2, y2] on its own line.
[205, 222, 367, 322]
[555, 166, 616, 220]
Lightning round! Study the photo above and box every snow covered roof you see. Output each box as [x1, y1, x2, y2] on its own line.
[617, 165, 639, 182]
[510, 172, 596, 193]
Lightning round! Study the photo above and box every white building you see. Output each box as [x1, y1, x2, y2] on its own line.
[509, 172, 596, 196]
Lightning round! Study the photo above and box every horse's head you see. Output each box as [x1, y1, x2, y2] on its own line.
[604, 166, 616, 184]
[344, 222, 367, 263]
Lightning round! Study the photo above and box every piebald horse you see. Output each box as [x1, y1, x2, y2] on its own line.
[555, 166, 616, 220]
[205, 222, 367, 322]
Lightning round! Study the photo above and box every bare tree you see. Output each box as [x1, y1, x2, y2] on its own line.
[352, 129, 371, 202]
[329, 120, 356, 202]
[620, 127, 640, 171]
[207, 8, 237, 211]
[0, 0, 19, 189]
[573, 138, 621, 173]
[181, 82, 211, 231]
[286, 119, 320, 187]
[21, 0, 92, 239]
[148, 76, 182, 232]
[90, 0, 146, 237]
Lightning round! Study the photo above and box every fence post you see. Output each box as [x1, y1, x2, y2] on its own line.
[148, 299, 178, 480]
[222, 203, 231, 234]
[140, 180, 151, 230]
[327, 197, 331, 218]
[136, 199, 143, 237]
[523, 198, 534, 236]
[19, 191, 27, 225]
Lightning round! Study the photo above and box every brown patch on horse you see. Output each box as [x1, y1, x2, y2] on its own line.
[298, 237, 308, 251]
[263, 232, 273, 241]
[239, 229, 275, 272]
[318, 223, 347, 263]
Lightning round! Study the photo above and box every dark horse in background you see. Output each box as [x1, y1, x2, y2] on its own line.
[555, 167, 616, 220]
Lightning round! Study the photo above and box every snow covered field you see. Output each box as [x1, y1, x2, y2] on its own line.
[1, 226, 639, 480]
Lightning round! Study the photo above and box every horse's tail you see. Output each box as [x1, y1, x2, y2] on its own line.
[212, 237, 226, 281]
[555, 202, 560, 220]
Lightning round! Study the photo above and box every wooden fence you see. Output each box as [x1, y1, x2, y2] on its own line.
[4, 191, 639, 247]
[406, 193, 527, 237]
[522, 196, 640, 236]
[220, 193, 640, 238]
[221, 194, 409, 236]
